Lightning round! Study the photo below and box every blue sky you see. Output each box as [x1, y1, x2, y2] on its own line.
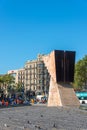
[0, 0, 87, 74]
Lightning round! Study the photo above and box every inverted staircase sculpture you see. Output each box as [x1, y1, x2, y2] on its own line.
[42, 50, 80, 107]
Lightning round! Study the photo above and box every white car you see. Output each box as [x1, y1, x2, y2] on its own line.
[36, 95, 44, 101]
[79, 97, 87, 104]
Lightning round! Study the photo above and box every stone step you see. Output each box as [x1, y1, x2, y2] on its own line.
[58, 84, 80, 106]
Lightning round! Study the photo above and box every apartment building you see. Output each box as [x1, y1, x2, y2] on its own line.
[18, 68, 25, 87]
[8, 70, 18, 83]
[24, 54, 50, 94]
[8, 54, 50, 94]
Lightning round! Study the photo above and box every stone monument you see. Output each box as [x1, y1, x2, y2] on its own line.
[43, 50, 80, 107]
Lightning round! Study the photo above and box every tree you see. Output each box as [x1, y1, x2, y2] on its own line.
[3, 74, 15, 85]
[0, 76, 4, 92]
[15, 82, 24, 92]
[74, 55, 87, 90]
[0, 74, 15, 94]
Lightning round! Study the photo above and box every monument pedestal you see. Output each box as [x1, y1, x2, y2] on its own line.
[48, 78, 62, 106]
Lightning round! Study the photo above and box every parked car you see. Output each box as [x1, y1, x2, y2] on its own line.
[79, 97, 87, 104]
[36, 95, 44, 101]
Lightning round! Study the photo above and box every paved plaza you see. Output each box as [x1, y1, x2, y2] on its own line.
[0, 105, 87, 130]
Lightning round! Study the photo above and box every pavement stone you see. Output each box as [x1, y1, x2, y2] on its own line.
[0, 105, 87, 130]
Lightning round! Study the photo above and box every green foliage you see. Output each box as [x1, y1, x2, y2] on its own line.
[7, 85, 15, 94]
[74, 55, 87, 90]
[0, 74, 15, 85]
[0, 74, 24, 94]
[15, 82, 24, 92]
[0, 74, 15, 93]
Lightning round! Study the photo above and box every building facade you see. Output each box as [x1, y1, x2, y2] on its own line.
[8, 54, 50, 94]
[24, 54, 50, 94]
[8, 70, 18, 83]
[18, 68, 25, 86]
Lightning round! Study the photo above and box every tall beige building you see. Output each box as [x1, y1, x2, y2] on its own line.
[18, 68, 25, 86]
[24, 54, 50, 94]
[8, 54, 50, 94]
